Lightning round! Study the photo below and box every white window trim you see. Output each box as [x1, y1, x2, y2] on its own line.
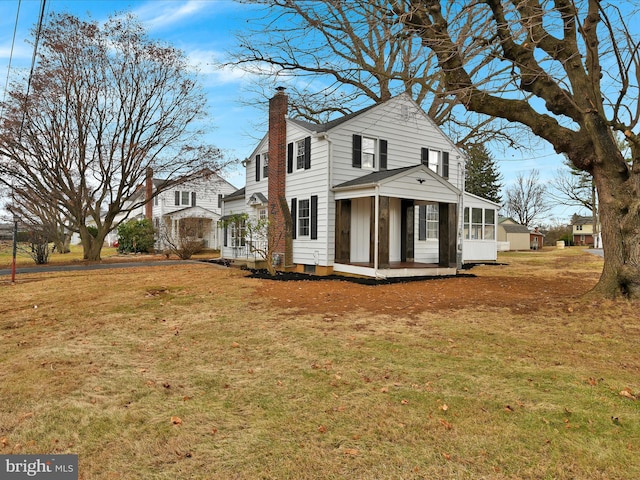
[361, 137, 376, 170]
[298, 198, 310, 237]
[296, 140, 306, 171]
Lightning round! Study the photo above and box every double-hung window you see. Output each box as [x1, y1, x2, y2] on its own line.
[362, 137, 376, 169]
[262, 153, 269, 178]
[418, 204, 439, 240]
[175, 191, 195, 206]
[298, 199, 310, 236]
[352, 134, 387, 170]
[296, 140, 306, 170]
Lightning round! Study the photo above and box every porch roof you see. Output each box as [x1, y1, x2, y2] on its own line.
[163, 206, 218, 220]
[332, 164, 460, 203]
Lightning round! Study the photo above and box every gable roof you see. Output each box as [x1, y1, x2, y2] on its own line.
[288, 103, 378, 133]
[224, 187, 246, 201]
[333, 164, 460, 199]
[571, 215, 594, 225]
[333, 165, 417, 189]
[500, 223, 531, 234]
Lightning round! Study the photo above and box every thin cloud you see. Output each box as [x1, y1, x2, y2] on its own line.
[133, 0, 211, 30]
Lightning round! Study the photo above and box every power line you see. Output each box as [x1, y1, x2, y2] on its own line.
[1, 0, 22, 118]
[18, 0, 47, 140]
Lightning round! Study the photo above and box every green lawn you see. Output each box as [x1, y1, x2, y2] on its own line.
[0, 249, 638, 479]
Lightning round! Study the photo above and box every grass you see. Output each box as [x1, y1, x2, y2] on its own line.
[0, 242, 218, 269]
[0, 248, 639, 479]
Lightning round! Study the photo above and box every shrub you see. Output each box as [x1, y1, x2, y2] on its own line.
[117, 218, 155, 253]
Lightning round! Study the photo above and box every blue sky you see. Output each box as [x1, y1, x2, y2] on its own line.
[0, 0, 580, 224]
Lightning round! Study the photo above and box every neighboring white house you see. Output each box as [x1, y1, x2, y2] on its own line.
[221, 90, 498, 278]
[97, 169, 237, 250]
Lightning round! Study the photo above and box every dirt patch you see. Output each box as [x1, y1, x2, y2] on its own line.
[248, 256, 599, 316]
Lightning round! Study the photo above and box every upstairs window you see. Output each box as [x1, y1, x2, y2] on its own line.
[262, 153, 269, 178]
[287, 136, 311, 173]
[352, 134, 387, 170]
[362, 137, 376, 169]
[174, 191, 195, 207]
[421, 148, 450, 178]
[296, 140, 306, 170]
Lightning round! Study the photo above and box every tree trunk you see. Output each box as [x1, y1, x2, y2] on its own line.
[79, 226, 105, 261]
[589, 172, 640, 298]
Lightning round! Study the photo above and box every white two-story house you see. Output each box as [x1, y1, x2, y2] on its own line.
[221, 89, 497, 278]
[101, 168, 236, 250]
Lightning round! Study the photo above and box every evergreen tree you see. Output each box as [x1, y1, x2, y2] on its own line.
[464, 145, 502, 203]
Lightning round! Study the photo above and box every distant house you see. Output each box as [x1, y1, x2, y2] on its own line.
[530, 227, 544, 250]
[221, 90, 498, 278]
[93, 169, 237, 250]
[0, 223, 13, 241]
[570, 214, 600, 247]
[498, 217, 532, 251]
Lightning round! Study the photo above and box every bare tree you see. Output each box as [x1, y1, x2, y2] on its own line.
[160, 218, 206, 260]
[504, 170, 550, 226]
[5, 185, 72, 254]
[229, 0, 529, 148]
[394, 1, 640, 298]
[550, 160, 596, 215]
[0, 13, 225, 261]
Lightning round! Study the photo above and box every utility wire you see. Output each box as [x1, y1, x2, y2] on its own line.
[19, 0, 47, 140]
[1, 0, 22, 119]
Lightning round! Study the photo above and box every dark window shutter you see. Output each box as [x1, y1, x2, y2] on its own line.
[418, 205, 426, 240]
[218, 194, 222, 208]
[311, 195, 318, 240]
[191, 192, 196, 206]
[304, 136, 311, 170]
[352, 134, 362, 168]
[255, 154, 261, 182]
[421, 148, 429, 166]
[379, 139, 388, 171]
[291, 198, 297, 239]
[224, 225, 228, 247]
[442, 151, 449, 179]
[175, 191, 180, 206]
[287, 142, 294, 173]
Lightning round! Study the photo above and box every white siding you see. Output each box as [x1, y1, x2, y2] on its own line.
[462, 193, 498, 262]
[389, 198, 401, 262]
[287, 123, 332, 266]
[413, 203, 440, 264]
[350, 197, 370, 263]
[328, 95, 464, 191]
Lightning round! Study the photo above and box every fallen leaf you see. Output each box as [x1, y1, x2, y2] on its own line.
[380, 387, 389, 393]
[504, 405, 515, 412]
[619, 389, 637, 400]
[440, 404, 448, 412]
[439, 419, 453, 430]
[211, 428, 218, 435]
[1, 437, 8, 448]
[317, 425, 327, 433]
[343, 448, 359, 456]
[171, 416, 182, 425]
[401, 399, 409, 405]
[231, 342, 240, 348]
[443, 452, 451, 460]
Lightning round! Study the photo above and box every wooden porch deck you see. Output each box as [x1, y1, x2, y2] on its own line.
[349, 261, 440, 269]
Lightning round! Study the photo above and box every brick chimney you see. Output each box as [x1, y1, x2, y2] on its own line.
[268, 87, 292, 267]
[145, 167, 153, 220]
